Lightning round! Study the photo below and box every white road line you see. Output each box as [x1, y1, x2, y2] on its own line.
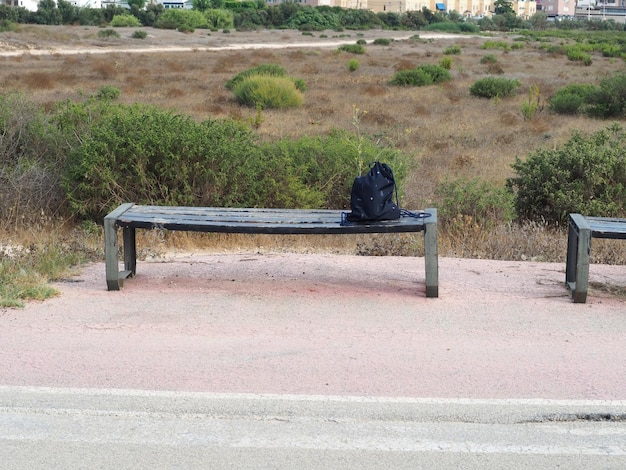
[1, 385, 625, 407]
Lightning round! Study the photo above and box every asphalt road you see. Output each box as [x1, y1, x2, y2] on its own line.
[1, 386, 626, 469]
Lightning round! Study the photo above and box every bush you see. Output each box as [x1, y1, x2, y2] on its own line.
[60, 102, 411, 220]
[439, 56, 452, 70]
[480, 54, 498, 64]
[372, 37, 391, 46]
[0, 19, 18, 32]
[233, 75, 304, 109]
[258, 130, 411, 209]
[469, 77, 520, 98]
[482, 40, 511, 51]
[586, 72, 626, 119]
[507, 124, 626, 224]
[347, 58, 360, 72]
[549, 83, 596, 115]
[110, 14, 141, 27]
[390, 68, 433, 87]
[390, 64, 451, 87]
[131, 30, 148, 39]
[566, 47, 593, 65]
[0, 92, 67, 227]
[154, 9, 208, 30]
[443, 44, 462, 55]
[356, 38, 367, 45]
[435, 178, 515, 228]
[97, 29, 120, 38]
[96, 85, 120, 101]
[204, 9, 234, 29]
[225, 64, 287, 90]
[337, 44, 366, 54]
[62, 103, 265, 220]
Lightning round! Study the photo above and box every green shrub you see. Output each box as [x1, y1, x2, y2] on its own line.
[390, 64, 451, 87]
[435, 178, 515, 228]
[549, 83, 596, 115]
[337, 44, 366, 54]
[390, 68, 433, 87]
[482, 40, 511, 51]
[507, 124, 626, 224]
[258, 130, 411, 209]
[96, 85, 120, 101]
[233, 75, 304, 109]
[347, 58, 360, 72]
[356, 38, 367, 45]
[586, 72, 626, 118]
[62, 103, 265, 220]
[480, 54, 498, 64]
[154, 9, 208, 30]
[469, 77, 521, 98]
[443, 44, 462, 55]
[439, 56, 452, 70]
[97, 29, 120, 39]
[520, 84, 541, 121]
[60, 102, 411, 220]
[566, 47, 592, 65]
[372, 37, 391, 46]
[0, 19, 18, 32]
[226, 64, 287, 90]
[204, 9, 234, 29]
[110, 14, 141, 27]
[131, 30, 148, 39]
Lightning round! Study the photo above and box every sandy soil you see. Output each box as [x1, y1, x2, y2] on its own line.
[1, 253, 625, 399]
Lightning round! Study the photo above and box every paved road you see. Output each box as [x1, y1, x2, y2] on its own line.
[1, 254, 626, 468]
[1, 386, 626, 469]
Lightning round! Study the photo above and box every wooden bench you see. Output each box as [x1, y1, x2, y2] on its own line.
[104, 204, 439, 297]
[566, 213, 626, 303]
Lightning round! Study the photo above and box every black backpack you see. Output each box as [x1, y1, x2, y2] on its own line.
[346, 161, 400, 223]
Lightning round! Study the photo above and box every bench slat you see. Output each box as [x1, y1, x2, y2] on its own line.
[115, 205, 430, 235]
[586, 217, 626, 239]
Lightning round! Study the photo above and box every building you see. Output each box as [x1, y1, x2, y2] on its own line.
[537, 0, 575, 16]
[512, 0, 537, 18]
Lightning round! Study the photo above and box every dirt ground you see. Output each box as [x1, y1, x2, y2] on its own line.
[1, 253, 625, 399]
[0, 24, 436, 55]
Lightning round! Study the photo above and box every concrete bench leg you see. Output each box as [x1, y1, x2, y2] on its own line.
[104, 203, 135, 291]
[424, 208, 439, 298]
[566, 214, 591, 303]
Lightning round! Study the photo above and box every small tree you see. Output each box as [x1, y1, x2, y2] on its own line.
[493, 0, 515, 15]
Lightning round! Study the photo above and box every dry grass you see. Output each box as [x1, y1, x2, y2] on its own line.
[1, 26, 626, 263]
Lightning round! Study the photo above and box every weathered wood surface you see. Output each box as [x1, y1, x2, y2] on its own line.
[566, 214, 626, 303]
[104, 204, 439, 297]
[113, 205, 432, 235]
[585, 216, 626, 239]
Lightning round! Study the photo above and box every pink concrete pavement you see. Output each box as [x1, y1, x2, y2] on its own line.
[1, 253, 625, 399]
